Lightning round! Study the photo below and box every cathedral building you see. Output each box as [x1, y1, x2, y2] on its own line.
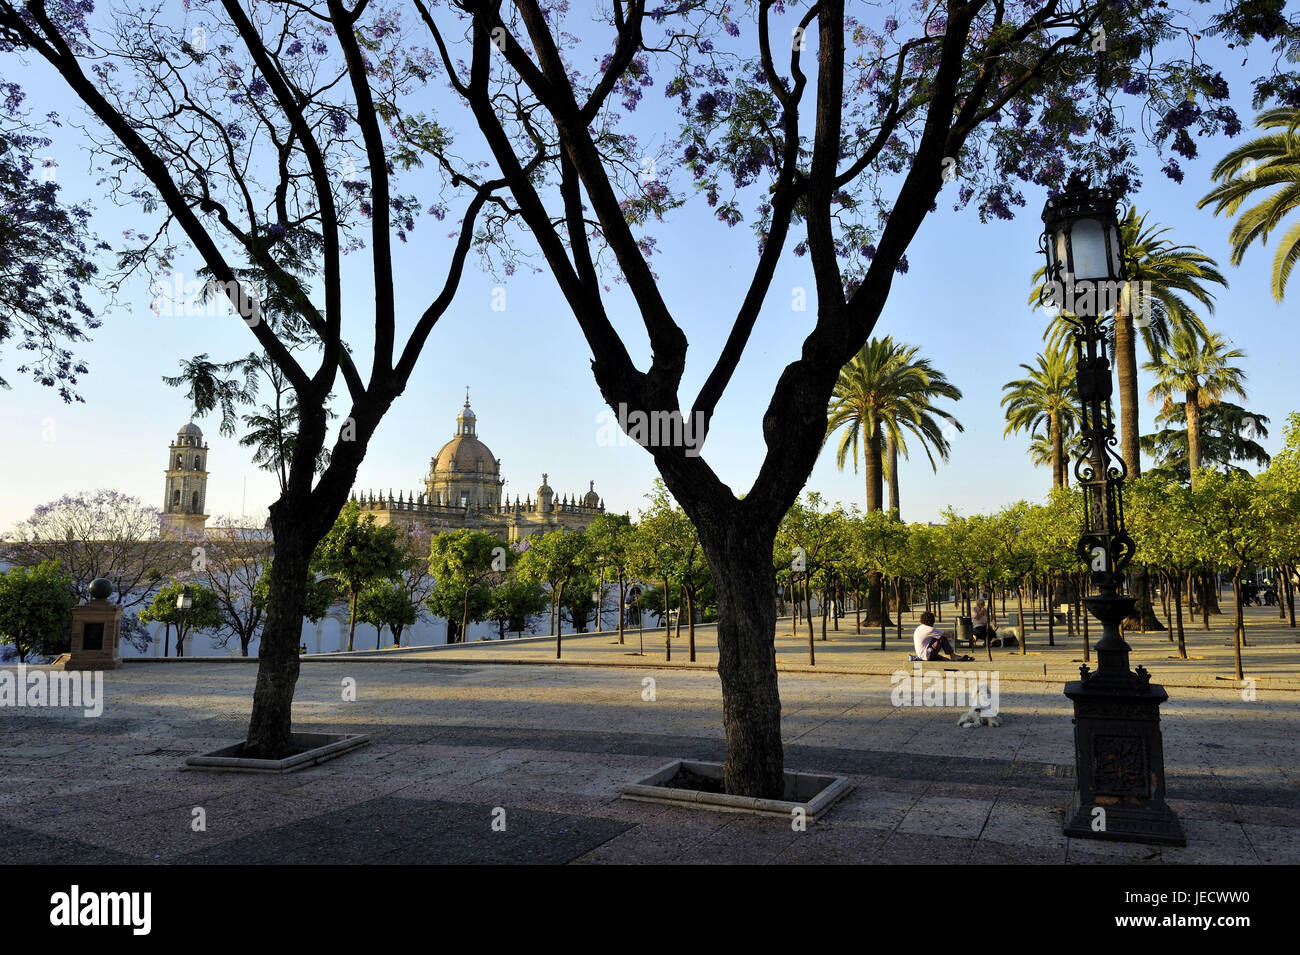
[160, 396, 605, 542]
[351, 395, 605, 541]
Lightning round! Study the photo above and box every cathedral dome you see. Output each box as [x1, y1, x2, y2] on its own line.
[432, 395, 498, 476]
[433, 433, 499, 475]
[178, 422, 203, 437]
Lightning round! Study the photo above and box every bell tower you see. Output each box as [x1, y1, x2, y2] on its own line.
[160, 422, 210, 539]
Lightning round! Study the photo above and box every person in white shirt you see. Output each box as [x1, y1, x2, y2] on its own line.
[913, 611, 972, 661]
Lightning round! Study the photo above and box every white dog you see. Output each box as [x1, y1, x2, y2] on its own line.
[957, 684, 1002, 728]
[957, 708, 1002, 728]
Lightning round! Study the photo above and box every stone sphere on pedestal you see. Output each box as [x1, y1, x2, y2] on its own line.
[88, 578, 113, 600]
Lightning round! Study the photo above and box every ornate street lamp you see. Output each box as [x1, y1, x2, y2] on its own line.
[175, 584, 193, 658]
[1039, 173, 1185, 846]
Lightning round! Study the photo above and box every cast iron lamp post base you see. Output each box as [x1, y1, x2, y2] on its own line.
[1062, 590, 1186, 846]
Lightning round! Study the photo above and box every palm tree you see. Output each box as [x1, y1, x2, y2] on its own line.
[1199, 107, 1300, 302]
[1001, 345, 1079, 489]
[1029, 429, 1084, 487]
[1143, 329, 1248, 488]
[1033, 207, 1226, 478]
[826, 337, 963, 517]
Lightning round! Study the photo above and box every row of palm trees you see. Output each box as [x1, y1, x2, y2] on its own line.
[823, 97, 1300, 514]
[1003, 204, 1265, 492]
[825, 217, 1258, 513]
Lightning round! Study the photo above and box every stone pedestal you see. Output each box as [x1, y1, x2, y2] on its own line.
[1063, 592, 1184, 846]
[63, 595, 124, 671]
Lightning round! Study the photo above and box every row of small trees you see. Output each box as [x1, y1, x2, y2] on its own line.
[427, 481, 713, 661]
[772, 411, 1300, 678]
[774, 490, 1088, 665]
[7, 411, 1299, 671]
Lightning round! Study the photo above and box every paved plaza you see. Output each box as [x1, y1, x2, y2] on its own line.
[2, 598, 1297, 864]
[337, 597, 1300, 690]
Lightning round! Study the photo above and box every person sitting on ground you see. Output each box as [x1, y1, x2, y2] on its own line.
[972, 600, 997, 645]
[913, 611, 973, 662]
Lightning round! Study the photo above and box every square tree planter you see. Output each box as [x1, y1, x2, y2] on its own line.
[621, 759, 851, 819]
[184, 733, 370, 774]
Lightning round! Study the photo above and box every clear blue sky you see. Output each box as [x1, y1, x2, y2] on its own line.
[0, 15, 1292, 532]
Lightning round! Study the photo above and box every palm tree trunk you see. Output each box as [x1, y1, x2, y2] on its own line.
[886, 433, 900, 517]
[1114, 308, 1140, 477]
[1050, 411, 1063, 489]
[1186, 385, 1202, 487]
[865, 428, 884, 512]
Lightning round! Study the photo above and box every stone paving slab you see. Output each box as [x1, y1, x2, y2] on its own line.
[1, 657, 1297, 865]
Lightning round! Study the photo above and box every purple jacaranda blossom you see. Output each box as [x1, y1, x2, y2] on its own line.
[1121, 74, 1147, 96]
[1164, 101, 1200, 130]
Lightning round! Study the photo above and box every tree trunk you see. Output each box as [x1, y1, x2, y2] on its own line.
[863, 572, 890, 626]
[792, 579, 800, 635]
[808, 580, 816, 665]
[820, 579, 828, 643]
[865, 427, 884, 512]
[555, 580, 565, 659]
[460, 584, 472, 649]
[697, 520, 783, 799]
[163, 622, 171, 658]
[803, 572, 814, 649]
[878, 576, 887, 652]
[1047, 577, 1056, 648]
[1051, 411, 1064, 489]
[886, 432, 900, 517]
[1186, 386, 1202, 486]
[663, 576, 671, 662]
[1287, 566, 1296, 628]
[1161, 570, 1172, 638]
[1114, 307, 1140, 478]
[1232, 571, 1244, 680]
[347, 590, 358, 652]
[687, 587, 696, 663]
[1173, 578, 1187, 660]
[894, 577, 903, 643]
[617, 573, 626, 645]
[1016, 586, 1025, 652]
[244, 508, 313, 759]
